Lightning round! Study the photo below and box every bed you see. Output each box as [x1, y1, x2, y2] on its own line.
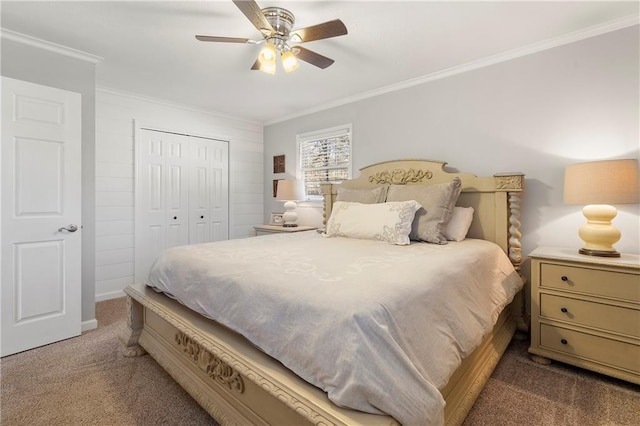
[121, 159, 527, 425]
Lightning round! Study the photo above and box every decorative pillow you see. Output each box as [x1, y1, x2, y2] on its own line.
[324, 200, 421, 245]
[335, 186, 388, 204]
[445, 206, 474, 242]
[385, 178, 462, 244]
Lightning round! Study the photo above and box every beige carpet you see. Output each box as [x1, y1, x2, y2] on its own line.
[1, 298, 215, 425]
[1, 297, 638, 425]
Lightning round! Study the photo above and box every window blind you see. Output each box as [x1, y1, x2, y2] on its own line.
[298, 127, 351, 199]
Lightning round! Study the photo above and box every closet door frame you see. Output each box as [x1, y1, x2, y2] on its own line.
[133, 121, 230, 284]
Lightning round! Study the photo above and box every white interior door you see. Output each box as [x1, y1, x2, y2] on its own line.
[189, 137, 210, 244]
[135, 129, 189, 283]
[1, 77, 82, 357]
[207, 137, 229, 242]
[189, 136, 229, 243]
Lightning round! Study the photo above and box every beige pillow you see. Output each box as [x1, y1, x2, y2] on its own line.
[324, 200, 422, 245]
[386, 178, 462, 244]
[335, 186, 388, 204]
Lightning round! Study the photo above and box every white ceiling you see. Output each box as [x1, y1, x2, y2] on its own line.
[1, 1, 638, 124]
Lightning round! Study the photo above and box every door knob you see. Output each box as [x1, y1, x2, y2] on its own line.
[58, 224, 78, 233]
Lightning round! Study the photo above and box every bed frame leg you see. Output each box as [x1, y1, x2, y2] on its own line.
[120, 296, 147, 357]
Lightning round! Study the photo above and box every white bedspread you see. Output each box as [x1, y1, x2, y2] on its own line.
[147, 231, 523, 425]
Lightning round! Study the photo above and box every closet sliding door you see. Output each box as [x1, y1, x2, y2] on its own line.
[135, 128, 229, 284]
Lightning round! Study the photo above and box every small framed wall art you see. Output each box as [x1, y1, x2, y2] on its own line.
[273, 154, 285, 174]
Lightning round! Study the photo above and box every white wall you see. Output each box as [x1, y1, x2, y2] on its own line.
[264, 26, 640, 285]
[95, 89, 263, 300]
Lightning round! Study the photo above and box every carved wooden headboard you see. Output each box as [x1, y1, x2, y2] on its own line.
[321, 159, 524, 272]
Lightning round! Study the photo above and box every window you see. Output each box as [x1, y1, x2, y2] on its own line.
[298, 125, 352, 200]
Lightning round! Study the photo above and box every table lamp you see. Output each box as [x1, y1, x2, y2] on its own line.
[276, 179, 305, 227]
[564, 159, 639, 257]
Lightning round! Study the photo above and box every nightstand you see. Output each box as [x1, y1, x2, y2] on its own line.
[528, 246, 640, 384]
[253, 225, 317, 236]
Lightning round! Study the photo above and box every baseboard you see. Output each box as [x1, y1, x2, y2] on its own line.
[81, 319, 98, 332]
[95, 289, 126, 302]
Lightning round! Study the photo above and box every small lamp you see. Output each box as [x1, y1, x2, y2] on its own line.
[564, 159, 639, 257]
[276, 180, 305, 227]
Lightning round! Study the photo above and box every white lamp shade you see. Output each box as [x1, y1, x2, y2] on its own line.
[564, 159, 639, 205]
[276, 180, 305, 201]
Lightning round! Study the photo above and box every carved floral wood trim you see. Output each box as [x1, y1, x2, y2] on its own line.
[140, 335, 244, 426]
[495, 175, 524, 190]
[175, 331, 245, 394]
[368, 168, 433, 185]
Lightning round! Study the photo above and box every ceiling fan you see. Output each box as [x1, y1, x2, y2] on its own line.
[196, 0, 348, 74]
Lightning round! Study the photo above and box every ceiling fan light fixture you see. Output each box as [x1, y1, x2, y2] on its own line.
[259, 60, 276, 75]
[258, 42, 277, 64]
[281, 50, 299, 73]
[196, 0, 348, 73]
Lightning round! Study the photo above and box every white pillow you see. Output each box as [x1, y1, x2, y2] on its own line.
[325, 200, 422, 245]
[444, 207, 474, 241]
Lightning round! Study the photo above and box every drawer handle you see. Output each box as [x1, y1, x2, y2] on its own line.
[173, 216, 178, 220]
[200, 215, 204, 219]
[561, 276, 568, 281]
[561, 339, 568, 345]
[561, 307, 568, 313]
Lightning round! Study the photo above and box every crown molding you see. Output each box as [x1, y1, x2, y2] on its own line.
[0, 28, 103, 64]
[96, 86, 263, 127]
[265, 15, 639, 126]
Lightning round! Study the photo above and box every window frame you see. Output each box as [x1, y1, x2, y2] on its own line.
[296, 124, 353, 201]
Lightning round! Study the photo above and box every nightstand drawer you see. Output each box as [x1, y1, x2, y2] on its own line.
[540, 324, 640, 373]
[540, 263, 640, 302]
[540, 294, 640, 338]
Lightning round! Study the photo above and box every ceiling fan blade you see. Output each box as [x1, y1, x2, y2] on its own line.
[294, 46, 335, 69]
[196, 35, 256, 44]
[232, 0, 274, 36]
[291, 19, 347, 43]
